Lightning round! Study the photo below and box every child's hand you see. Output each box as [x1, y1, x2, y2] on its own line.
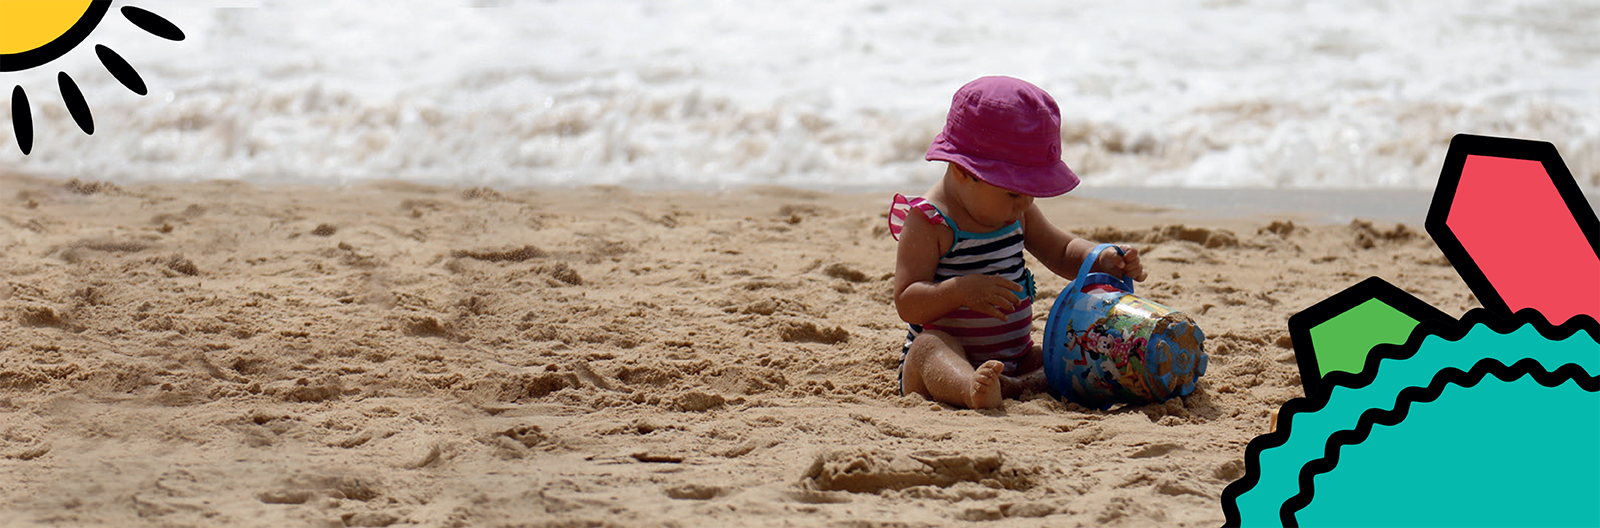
[951, 274, 1024, 320]
[1097, 245, 1147, 282]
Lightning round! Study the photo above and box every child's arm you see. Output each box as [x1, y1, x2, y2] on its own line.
[893, 208, 1023, 323]
[1021, 205, 1147, 282]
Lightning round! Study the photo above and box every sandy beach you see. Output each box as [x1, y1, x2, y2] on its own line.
[0, 173, 1479, 527]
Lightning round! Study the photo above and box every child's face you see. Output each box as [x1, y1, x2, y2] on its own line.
[957, 167, 1034, 229]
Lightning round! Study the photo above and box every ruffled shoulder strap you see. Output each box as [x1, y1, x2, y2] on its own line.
[888, 194, 946, 241]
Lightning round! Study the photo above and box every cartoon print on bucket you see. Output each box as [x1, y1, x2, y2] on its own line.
[1043, 243, 1208, 409]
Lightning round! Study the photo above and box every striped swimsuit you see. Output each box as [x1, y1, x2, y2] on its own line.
[889, 194, 1037, 375]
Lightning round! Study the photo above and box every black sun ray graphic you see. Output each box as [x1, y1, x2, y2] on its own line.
[1, 1, 184, 155]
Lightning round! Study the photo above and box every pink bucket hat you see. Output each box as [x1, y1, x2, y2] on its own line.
[926, 76, 1079, 197]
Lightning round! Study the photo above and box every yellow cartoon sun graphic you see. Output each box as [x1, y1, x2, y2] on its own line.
[1, 0, 184, 154]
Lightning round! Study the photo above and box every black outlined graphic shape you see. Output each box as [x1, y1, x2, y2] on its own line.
[1286, 277, 1451, 401]
[3, 0, 185, 154]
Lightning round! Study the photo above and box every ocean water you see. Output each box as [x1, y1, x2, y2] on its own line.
[2, 0, 1597, 192]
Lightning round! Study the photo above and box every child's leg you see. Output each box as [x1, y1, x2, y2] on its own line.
[1000, 343, 1048, 399]
[902, 329, 1003, 409]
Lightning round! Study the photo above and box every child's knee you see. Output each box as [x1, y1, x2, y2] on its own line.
[906, 330, 959, 360]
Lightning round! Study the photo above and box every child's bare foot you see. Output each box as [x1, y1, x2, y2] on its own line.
[968, 360, 1004, 409]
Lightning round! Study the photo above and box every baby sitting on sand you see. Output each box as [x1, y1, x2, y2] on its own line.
[890, 76, 1146, 410]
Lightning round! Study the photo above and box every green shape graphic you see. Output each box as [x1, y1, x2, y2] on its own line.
[1222, 315, 1600, 524]
[1307, 299, 1420, 378]
[1284, 277, 1450, 400]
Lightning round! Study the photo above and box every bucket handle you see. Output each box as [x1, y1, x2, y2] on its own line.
[1065, 243, 1132, 304]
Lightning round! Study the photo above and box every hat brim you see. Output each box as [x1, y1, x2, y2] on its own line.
[926, 133, 1079, 197]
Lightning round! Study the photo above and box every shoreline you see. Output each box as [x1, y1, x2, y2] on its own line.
[11, 169, 1594, 226]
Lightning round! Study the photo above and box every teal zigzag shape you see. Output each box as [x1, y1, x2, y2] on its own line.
[1222, 308, 1600, 528]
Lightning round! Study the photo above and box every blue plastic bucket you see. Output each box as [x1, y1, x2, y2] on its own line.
[1042, 244, 1208, 408]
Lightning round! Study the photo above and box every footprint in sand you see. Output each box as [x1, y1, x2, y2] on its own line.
[256, 473, 383, 505]
[57, 238, 151, 264]
[450, 245, 546, 262]
[1127, 442, 1183, 459]
[664, 483, 728, 501]
[820, 262, 870, 283]
[801, 448, 1038, 494]
[775, 320, 849, 344]
[13, 303, 68, 329]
